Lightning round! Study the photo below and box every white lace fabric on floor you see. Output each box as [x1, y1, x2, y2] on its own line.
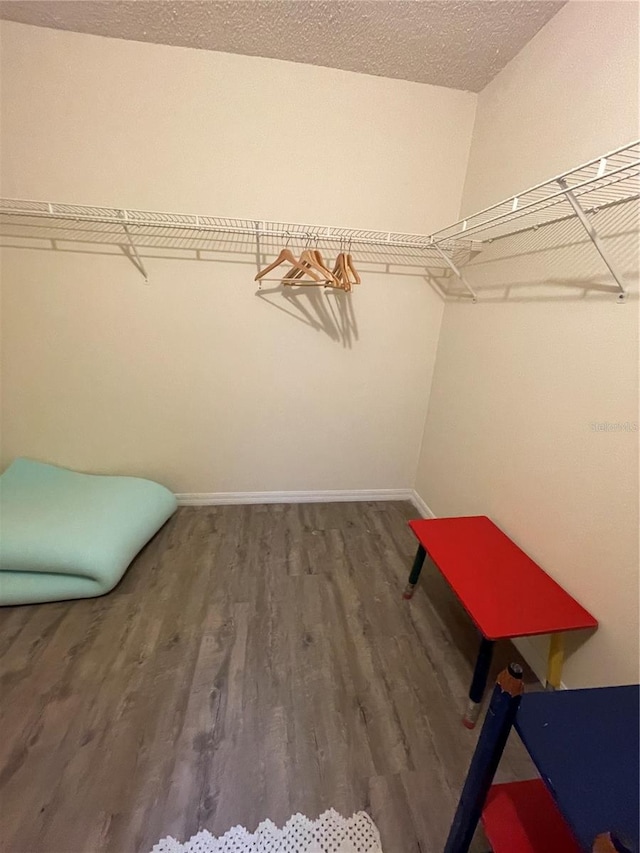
[150, 809, 383, 853]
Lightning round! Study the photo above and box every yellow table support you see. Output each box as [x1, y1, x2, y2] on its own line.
[547, 632, 565, 689]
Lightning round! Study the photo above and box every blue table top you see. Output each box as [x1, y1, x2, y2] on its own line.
[515, 685, 640, 852]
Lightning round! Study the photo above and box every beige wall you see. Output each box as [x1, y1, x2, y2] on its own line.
[0, 21, 476, 493]
[416, 0, 640, 687]
[3, 7, 638, 686]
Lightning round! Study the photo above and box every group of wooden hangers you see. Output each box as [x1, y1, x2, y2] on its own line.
[255, 238, 361, 292]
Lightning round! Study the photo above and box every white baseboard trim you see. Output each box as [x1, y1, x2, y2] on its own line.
[175, 488, 415, 506]
[410, 489, 436, 519]
[409, 489, 566, 689]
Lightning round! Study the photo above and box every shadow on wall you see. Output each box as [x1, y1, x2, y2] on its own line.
[440, 197, 639, 304]
[255, 282, 359, 348]
[0, 219, 450, 347]
[1, 197, 637, 342]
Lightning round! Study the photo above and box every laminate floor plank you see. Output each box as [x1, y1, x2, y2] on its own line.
[0, 502, 539, 853]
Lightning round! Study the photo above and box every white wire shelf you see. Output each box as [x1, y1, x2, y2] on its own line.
[431, 140, 639, 245]
[0, 139, 637, 300]
[0, 199, 463, 254]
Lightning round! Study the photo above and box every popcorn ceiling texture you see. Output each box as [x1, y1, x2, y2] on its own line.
[0, 0, 565, 92]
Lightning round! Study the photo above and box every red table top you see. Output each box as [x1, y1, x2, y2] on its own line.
[482, 780, 581, 853]
[409, 516, 597, 641]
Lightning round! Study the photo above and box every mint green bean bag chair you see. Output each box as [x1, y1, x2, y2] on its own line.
[0, 458, 177, 606]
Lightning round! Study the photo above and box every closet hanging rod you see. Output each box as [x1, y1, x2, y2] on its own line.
[1, 141, 635, 300]
[2, 140, 636, 252]
[0, 199, 462, 254]
[431, 139, 639, 244]
[460, 189, 639, 246]
[433, 163, 639, 243]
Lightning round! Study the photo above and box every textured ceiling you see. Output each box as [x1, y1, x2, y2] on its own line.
[0, 0, 566, 92]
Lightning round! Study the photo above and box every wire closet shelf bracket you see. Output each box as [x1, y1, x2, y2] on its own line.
[430, 139, 639, 303]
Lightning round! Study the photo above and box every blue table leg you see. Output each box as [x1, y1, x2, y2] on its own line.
[444, 663, 524, 853]
[463, 637, 495, 729]
[403, 544, 426, 599]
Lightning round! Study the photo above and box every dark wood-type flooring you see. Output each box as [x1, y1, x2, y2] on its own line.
[0, 502, 539, 853]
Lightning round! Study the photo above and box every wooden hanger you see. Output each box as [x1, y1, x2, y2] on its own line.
[330, 252, 352, 291]
[345, 253, 361, 286]
[283, 247, 339, 287]
[335, 245, 361, 290]
[311, 249, 339, 285]
[284, 250, 316, 283]
[281, 250, 320, 286]
[255, 247, 323, 282]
